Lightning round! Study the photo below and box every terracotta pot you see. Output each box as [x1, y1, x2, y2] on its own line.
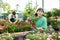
[32, 24, 36, 28]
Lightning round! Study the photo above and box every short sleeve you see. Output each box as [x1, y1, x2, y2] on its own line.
[8, 14, 11, 19]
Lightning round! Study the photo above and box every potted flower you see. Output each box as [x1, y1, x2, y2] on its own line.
[30, 17, 38, 28]
[0, 33, 13, 40]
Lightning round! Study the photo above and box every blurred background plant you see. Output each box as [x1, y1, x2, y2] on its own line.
[0, 33, 13, 40]
[45, 8, 60, 32]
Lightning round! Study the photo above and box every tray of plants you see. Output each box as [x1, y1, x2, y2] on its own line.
[25, 28, 60, 40]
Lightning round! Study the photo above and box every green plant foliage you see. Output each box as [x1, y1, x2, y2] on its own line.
[0, 33, 13, 40]
[3, 13, 9, 20]
[54, 33, 60, 40]
[26, 33, 40, 40]
[42, 32, 47, 40]
[45, 11, 52, 18]
[0, 21, 32, 33]
[52, 8, 60, 16]
[45, 8, 60, 31]
[1, 2, 10, 11]
[30, 16, 39, 24]
[23, 2, 36, 17]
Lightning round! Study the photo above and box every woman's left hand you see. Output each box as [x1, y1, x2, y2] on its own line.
[38, 27, 44, 31]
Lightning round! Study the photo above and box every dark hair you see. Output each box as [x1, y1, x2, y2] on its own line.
[37, 8, 44, 13]
[35, 8, 44, 17]
[35, 13, 38, 17]
[12, 11, 16, 15]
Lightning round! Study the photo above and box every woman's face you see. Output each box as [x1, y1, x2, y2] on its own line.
[37, 10, 43, 17]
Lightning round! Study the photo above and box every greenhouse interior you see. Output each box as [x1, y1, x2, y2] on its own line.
[0, 0, 60, 40]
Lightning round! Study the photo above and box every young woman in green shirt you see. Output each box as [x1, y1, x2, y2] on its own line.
[35, 8, 47, 31]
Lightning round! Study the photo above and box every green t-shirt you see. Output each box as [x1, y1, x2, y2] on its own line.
[35, 16, 47, 29]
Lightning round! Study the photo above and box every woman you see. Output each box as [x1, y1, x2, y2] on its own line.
[8, 11, 18, 24]
[35, 8, 47, 30]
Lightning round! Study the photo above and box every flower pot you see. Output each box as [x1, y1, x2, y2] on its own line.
[32, 24, 36, 28]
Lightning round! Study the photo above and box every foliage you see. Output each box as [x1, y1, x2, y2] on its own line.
[0, 33, 13, 40]
[45, 8, 60, 31]
[1, 2, 17, 14]
[1, 2, 10, 11]
[23, 15, 27, 21]
[30, 16, 38, 24]
[43, 29, 55, 33]
[0, 21, 32, 33]
[26, 33, 40, 40]
[23, 2, 36, 17]
[45, 11, 52, 18]
[42, 32, 47, 40]
[54, 33, 60, 40]
[0, 0, 3, 7]
[52, 21, 60, 31]
[3, 13, 9, 20]
[52, 8, 60, 16]
[26, 30, 60, 40]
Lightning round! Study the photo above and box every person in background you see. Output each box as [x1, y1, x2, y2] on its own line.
[35, 8, 47, 31]
[8, 11, 18, 24]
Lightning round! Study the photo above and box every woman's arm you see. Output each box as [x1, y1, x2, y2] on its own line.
[8, 18, 13, 23]
[14, 14, 18, 24]
[8, 14, 13, 23]
[14, 18, 18, 24]
[41, 18, 47, 29]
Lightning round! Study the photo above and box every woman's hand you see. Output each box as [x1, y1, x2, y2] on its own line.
[38, 27, 43, 31]
[14, 22, 16, 24]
